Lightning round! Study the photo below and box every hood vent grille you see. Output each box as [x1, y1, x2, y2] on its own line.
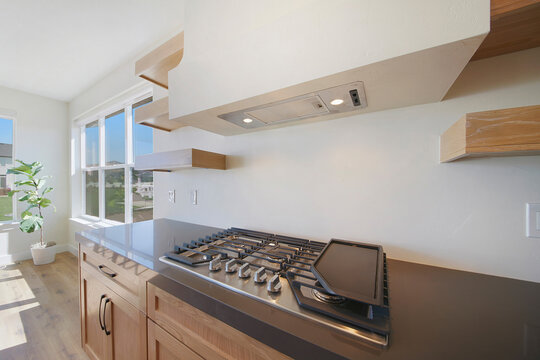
[218, 81, 367, 129]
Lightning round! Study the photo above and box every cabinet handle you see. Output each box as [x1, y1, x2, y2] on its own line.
[98, 265, 117, 278]
[103, 298, 111, 336]
[98, 294, 106, 330]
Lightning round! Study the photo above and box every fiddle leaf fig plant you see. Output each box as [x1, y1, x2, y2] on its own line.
[7, 160, 55, 247]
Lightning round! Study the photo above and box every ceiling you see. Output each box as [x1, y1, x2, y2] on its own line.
[0, 0, 185, 102]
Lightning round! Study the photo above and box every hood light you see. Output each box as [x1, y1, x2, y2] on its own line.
[243, 118, 253, 123]
[330, 98, 344, 106]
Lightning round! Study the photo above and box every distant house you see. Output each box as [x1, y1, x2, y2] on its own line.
[0, 143, 12, 166]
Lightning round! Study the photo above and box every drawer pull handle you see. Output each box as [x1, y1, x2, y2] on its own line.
[98, 294, 106, 330]
[103, 298, 111, 335]
[98, 265, 117, 278]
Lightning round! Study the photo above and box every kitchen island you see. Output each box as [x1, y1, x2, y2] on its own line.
[76, 219, 540, 360]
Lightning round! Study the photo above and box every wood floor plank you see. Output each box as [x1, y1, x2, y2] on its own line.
[0, 252, 88, 360]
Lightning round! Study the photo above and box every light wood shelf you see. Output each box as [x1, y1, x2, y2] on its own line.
[472, 0, 540, 61]
[135, 148, 226, 171]
[440, 105, 540, 162]
[133, 96, 184, 132]
[135, 32, 184, 89]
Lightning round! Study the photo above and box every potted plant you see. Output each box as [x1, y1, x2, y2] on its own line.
[8, 160, 56, 265]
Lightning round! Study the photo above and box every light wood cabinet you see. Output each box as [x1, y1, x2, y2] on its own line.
[80, 268, 146, 360]
[148, 319, 203, 360]
[79, 242, 287, 360]
[147, 283, 290, 360]
[81, 269, 109, 360]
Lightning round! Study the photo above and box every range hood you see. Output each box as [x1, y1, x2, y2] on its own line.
[218, 82, 367, 129]
[167, 1, 490, 136]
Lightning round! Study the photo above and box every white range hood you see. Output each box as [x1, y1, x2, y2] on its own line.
[168, 0, 490, 136]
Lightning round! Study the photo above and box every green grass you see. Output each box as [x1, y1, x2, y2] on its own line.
[0, 196, 13, 221]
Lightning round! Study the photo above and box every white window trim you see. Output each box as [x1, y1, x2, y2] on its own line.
[80, 90, 152, 224]
[0, 114, 17, 224]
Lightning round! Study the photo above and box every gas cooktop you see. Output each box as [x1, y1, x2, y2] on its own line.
[159, 227, 390, 348]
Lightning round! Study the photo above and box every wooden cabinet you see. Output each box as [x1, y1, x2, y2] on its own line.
[81, 269, 109, 360]
[148, 319, 203, 360]
[79, 242, 287, 360]
[147, 283, 290, 360]
[80, 268, 147, 360]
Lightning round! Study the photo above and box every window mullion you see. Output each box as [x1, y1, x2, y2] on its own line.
[98, 117, 105, 220]
[125, 166, 132, 224]
[125, 105, 133, 223]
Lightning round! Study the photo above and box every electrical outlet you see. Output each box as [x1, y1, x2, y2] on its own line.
[191, 190, 198, 205]
[526, 203, 540, 238]
[168, 190, 175, 204]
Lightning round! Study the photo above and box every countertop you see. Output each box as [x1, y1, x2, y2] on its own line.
[76, 219, 540, 360]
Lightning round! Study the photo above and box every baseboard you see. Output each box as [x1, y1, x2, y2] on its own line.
[0, 243, 78, 265]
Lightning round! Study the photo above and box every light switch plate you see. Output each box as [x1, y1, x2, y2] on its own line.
[168, 190, 175, 204]
[526, 203, 540, 238]
[191, 190, 198, 205]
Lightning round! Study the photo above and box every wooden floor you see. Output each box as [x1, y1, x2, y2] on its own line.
[0, 252, 88, 360]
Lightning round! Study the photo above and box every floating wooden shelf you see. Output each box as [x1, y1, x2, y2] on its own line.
[133, 97, 184, 132]
[472, 0, 540, 61]
[135, 149, 226, 171]
[135, 32, 184, 89]
[440, 105, 540, 162]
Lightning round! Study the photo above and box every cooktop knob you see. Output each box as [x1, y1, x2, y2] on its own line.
[208, 255, 222, 271]
[254, 267, 267, 284]
[225, 259, 237, 273]
[238, 263, 251, 278]
[267, 274, 282, 293]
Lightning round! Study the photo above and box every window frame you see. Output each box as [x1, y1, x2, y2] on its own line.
[80, 90, 153, 224]
[0, 114, 16, 223]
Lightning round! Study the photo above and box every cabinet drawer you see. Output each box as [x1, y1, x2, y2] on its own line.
[147, 283, 290, 360]
[79, 243, 152, 312]
[148, 319, 203, 360]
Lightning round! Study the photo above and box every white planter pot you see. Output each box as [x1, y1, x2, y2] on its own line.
[30, 245, 56, 265]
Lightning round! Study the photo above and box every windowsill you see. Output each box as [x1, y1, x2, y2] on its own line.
[0, 220, 19, 227]
[69, 217, 123, 229]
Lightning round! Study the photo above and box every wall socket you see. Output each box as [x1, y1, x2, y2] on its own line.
[191, 190, 198, 205]
[168, 190, 175, 204]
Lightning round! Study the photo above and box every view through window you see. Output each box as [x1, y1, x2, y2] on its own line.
[82, 96, 153, 223]
[0, 117, 14, 221]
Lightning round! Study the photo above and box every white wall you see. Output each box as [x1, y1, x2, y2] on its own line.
[0, 86, 70, 263]
[155, 47, 540, 283]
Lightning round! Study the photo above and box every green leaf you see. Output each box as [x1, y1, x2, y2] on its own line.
[36, 178, 45, 189]
[39, 198, 52, 208]
[42, 187, 53, 195]
[8, 190, 19, 197]
[14, 180, 34, 187]
[31, 163, 43, 176]
[7, 168, 33, 178]
[18, 194, 30, 202]
[19, 215, 43, 233]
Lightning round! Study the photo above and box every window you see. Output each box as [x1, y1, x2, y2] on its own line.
[0, 117, 15, 222]
[81, 95, 154, 224]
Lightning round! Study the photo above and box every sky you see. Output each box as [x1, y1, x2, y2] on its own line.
[0, 118, 13, 144]
[85, 106, 153, 166]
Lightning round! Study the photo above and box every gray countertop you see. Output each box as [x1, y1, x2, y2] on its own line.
[76, 219, 540, 360]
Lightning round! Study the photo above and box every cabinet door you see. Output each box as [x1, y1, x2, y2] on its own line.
[148, 319, 203, 360]
[103, 288, 147, 360]
[81, 270, 109, 360]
